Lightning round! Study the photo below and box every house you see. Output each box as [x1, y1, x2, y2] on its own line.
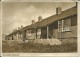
[5, 5, 77, 45]
[2, 34, 7, 40]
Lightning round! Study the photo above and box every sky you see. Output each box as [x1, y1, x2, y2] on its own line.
[1, 0, 76, 2]
[2, 2, 76, 35]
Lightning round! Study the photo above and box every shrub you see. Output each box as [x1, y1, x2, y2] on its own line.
[2, 41, 77, 53]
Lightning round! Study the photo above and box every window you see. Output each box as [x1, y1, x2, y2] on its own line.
[58, 19, 71, 32]
[66, 19, 71, 31]
[58, 21, 62, 32]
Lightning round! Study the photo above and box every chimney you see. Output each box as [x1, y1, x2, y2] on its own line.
[32, 20, 35, 24]
[38, 16, 42, 22]
[13, 28, 17, 32]
[56, 7, 62, 15]
[21, 25, 23, 29]
[18, 27, 20, 30]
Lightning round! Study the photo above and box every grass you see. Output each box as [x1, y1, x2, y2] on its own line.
[2, 41, 77, 53]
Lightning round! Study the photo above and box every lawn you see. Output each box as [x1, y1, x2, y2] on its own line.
[2, 41, 77, 53]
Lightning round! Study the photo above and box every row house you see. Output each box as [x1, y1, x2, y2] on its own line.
[6, 5, 77, 44]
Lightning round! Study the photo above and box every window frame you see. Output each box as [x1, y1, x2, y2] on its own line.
[58, 19, 71, 32]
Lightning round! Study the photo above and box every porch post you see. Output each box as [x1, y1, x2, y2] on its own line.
[40, 28, 42, 39]
[23, 30, 26, 41]
[20, 33, 22, 40]
[12, 35, 13, 40]
[18, 33, 20, 40]
[13, 34, 16, 40]
[18, 34, 20, 39]
[47, 26, 49, 39]
[16, 33, 18, 40]
[13, 34, 14, 40]
[36, 29, 37, 39]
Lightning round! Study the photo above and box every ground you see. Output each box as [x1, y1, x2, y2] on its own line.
[2, 40, 77, 53]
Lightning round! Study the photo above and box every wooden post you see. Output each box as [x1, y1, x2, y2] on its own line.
[13, 34, 14, 40]
[36, 29, 37, 39]
[12, 35, 13, 40]
[18, 33, 19, 39]
[23, 30, 26, 41]
[16, 34, 18, 40]
[20, 33, 22, 40]
[47, 26, 49, 39]
[40, 28, 42, 39]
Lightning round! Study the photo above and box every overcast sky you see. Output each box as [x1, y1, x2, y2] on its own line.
[2, 2, 76, 35]
[1, 0, 76, 2]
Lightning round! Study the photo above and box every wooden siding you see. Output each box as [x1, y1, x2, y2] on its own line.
[71, 15, 77, 26]
[41, 27, 47, 39]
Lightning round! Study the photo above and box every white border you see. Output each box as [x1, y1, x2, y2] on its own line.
[1, 0, 80, 57]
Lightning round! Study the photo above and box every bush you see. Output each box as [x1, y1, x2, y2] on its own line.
[2, 41, 77, 53]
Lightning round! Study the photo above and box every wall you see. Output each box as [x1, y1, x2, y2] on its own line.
[26, 29, 36, 40]
[36, 28, 41, 39]
[51, 15, 77, 38]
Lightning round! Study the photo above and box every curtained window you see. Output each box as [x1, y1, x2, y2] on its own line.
[58, 19, 71, 32]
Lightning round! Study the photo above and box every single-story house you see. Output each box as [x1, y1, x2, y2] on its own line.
[5, 5, 77, 45]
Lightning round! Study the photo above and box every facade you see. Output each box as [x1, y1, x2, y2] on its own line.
[2, 34, 6, 40]
[5, 6, 77, 44]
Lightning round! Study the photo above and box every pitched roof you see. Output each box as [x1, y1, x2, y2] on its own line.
[24, 6, 77, 30]
[8, 6, 77, 35]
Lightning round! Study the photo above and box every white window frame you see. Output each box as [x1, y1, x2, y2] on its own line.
[58, 19, 71, 32]
[58, 21, 62, 32]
